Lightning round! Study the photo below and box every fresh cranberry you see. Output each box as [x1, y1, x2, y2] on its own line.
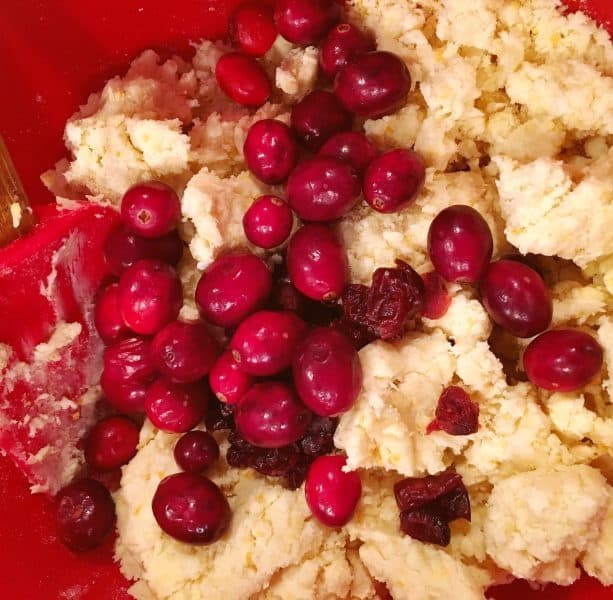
[523, 329, 603, 392]
[230, 310, 306, 376]
[152, 472, 230, 544]
[209, 349, 254, 404]
[151, 320, 218, 383]
[305, 455, 361, 527]
[428, 205, 493, 283]
[243, 195, 294, 249]
[320, 23, 375, 78]
[293, 328, 362, 417]
[286, 225, 347, 301]
[95, 283, 130, 344]
[174, 430, 220, 473]
[244, 119, 298, 184]
[274, 0, 340, 45]
[426, 386, 479, 436]
[229, 3, 277, 57]
[195, 252, 272, 328]
[400, 507, 450, 546]
[480, 259, 552, 338]
[215, 52, 271, 107]
[85, 415, 140, 471]
[235, 381, 312, 448]
[334, 51, 411, 118]
[55, 478, 116, 552]
[363, 149, 425, 213]
[319, 131, 378, 175]
[120, 181, 180, 239]
[145, 379, 208, 433]
[393, 470, 463, 512]
[421, 272, 451, 320]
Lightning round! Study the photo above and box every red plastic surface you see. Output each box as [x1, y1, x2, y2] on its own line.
[0, 1, 611, 599]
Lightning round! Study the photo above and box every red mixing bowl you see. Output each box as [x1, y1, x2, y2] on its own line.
[0, 1, 611, 599]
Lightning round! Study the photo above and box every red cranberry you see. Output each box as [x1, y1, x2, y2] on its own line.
[293, 328, 362, 417]
[230, 310, 306, 376]
[363, 149, 425, 213]
[291, 90, 352, 151]
[151, 320, 218, 383]
[523, 329, 603, 392]
[243, 195, 294, 249]
[195, 252, 272, 328]
[319, 131, 378, 175]
[55, 478, 115, 552]
[85, 415, 140, 471]
[95, 283, 130, 344]
[421, 272, 451, 320]
[174, 430, 220, 473]
[152, 472, 230, 544]
[286, 225, 347, 301]
[209, 349, 254, 404]
[394, 470, 463, 512]
[120, 181, 180, 239]
[480, 259, 552, 338]
[274, 0, 340, 45]
[235, 381, 312, 448]
[305, 455, 361, 527]
[320, 23, 375, 78]
[428, 205, 493, 283]
[215, 52, 271, 107]
[244, 119, 298, 184]
[145, 379, 208, 433]
[334, 51, 411, 118]
[229, 3, 277, 57]
[400, 507, 450, 546]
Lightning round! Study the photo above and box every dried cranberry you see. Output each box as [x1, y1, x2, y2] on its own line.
[319, 131, 378, 175]
[319, 23, 375, 78]
[274, 0, 340, 45]
[434, 484, 471, 522]
[300, 416, 338, 456]
[421, 271, 451, 320]
[426, 386, 479, 436]
[229, 3, 277, 57]
[215, 52, 271, 107]
[205, 396, 235, 432]
[400, 507, 450, 546]
[393, 470, 462, 512]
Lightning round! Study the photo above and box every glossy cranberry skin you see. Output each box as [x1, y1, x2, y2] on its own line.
[320, 23, 375, 78]
[55, 478, 116, 552]
[274, 0, 340, 45]
[421, 271, 451, 320]
[523, 329, 603, 392]
[85, 416, 140, 471]
[286, 224, 347, 301]
[427, 205, 493, 283]
[174, 430, 220, 473]
[209, 350, 255, 404]
[363, 149, 425, 213]
[151, 320, 218, 383]
[319, 131, 378, 175]
[244, 119, 298, 184]
[145, 379, 208, 433]
[95, 283, 130, 344]
[235, 382, 312, 448]
[230, 310, 306, 376]
[195, 252, 272, 328]
[215, 52, 271, 107]
[229, 3, 277, 57]
[293, 328, 362, 417]
[334, 51, 411, 118]
[152, 472, 230, 544]
[305, 455, 361, 527]
[480, 259, 552, 338]
[243, 195, 294, 249]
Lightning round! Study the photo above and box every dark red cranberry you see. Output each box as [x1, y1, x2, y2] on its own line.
[205, 396, 236, 431]
[274, 0, 340, 45]
[235, 382, 312, 448]
[145, 378, 208, 433]
[300, 416, 338, 456]
[334, 51, 411, 118]
[523, 329, 603, 392]
[215, 52, 271, 107]
[320, 23, 375, 78]
[209, 349, 254, 404]
[421, 271, 451, 320]
[120, 181, 180, 239]
[174, 430, 220, 473]
[393, 470, 463, 512]
[85, 415, 140, 471]
[55, 478, 116, 552]
[286, 225, 347, 301]
[229, 3, 277, 57]
[319, 131, 378, 175]
[195, 252, 272, 328]
[152, 472, 230, 544]
[428, 205, 493, 283]
[95, 283, 130, 344]
[435, 485, 471, 522]
[293, 328, 362, 417]
[286, 155, 360, 222]
[305, 454, 361, 527]
[151, 320, 218, 383]
[363, 149, 425, 213]
[244, 119, 298, 184]
[400, 507, 450, 546]
[291, 90, 352, 151]
[426, 386, 479, 435]
[230, 310, 306, 376]
[480, 259, 552, 338]
[243, 195, 293, 249]
[101, 378, 148, 414]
